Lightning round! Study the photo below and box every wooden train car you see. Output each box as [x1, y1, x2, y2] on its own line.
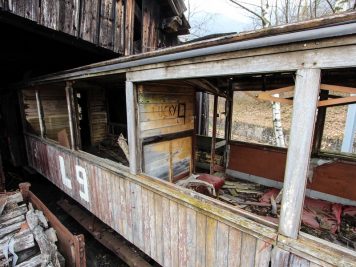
[16, 12, 356, 266]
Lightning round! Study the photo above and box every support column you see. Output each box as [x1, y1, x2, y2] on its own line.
[341, 97, 356, 153]
[126, 81, 139, 175]
[35, 89, 46, 138]
[279, 68, 321, 239]
[65, 82, 80, 150]
[210, 95, 218, 174]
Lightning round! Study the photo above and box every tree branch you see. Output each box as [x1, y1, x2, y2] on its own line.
[229, 0, 271, 27]
[325, 0, 336, 13]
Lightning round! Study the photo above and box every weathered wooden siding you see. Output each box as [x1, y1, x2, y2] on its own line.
[25, 135, 275, 267]
[1, 0, 126, 53]
[138, 84, 195, 138]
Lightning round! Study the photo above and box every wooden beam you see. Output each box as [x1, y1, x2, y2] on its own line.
[126, 81, 140, 174]
[124, 0, 135, 55]
[127, 45, 356, 82]
[35, 89, 46, 138]
[279, 68, 321, 239]
[65, 81, 80, 149]
[210, 95, 218, 174]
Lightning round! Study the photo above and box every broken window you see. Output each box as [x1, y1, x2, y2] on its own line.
[40, 87, 71, 147]
[321, 103, 356, 156]
[22, 89, 41, 136]
[74, 80, 129, 166]
[230, 90, 292, 148]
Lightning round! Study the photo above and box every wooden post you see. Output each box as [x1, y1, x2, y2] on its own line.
[224, 82, 234, 170]
[65, 82, 80, 150]
[279, 68, 321, 239]
[0, 151, 5, 191]
[210, 95, 218, 174]
[35, 89, 46, 138]
[312, 90, 329, 154]
[126, 81, 139, 174]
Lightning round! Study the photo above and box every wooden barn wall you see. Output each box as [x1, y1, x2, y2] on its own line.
[88, 88, 108, 145]
[40, 89, 71, 144]
[228, 142, 356, 201]
[1, 0, 126, 53]
[22, 89, 41, 135]
[138, 84, 195, 181]
[25, 135, 276, 267]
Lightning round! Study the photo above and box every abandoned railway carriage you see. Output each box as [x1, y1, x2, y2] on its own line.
[16, 13, 356, 267]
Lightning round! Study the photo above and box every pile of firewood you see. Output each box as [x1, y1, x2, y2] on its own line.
[0, 192, 64, 266]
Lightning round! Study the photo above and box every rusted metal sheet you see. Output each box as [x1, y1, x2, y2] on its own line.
[25, 135, 276, 267]
[19, 183, 86, 267]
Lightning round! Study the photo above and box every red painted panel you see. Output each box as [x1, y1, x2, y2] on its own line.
[228, 142, 356, 201]
[228, 142, 287, 182]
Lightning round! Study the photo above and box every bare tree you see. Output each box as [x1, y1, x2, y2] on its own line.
[180, 0, 217, 41]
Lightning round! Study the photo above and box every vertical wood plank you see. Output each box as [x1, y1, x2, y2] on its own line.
[196, 213, 206, 267]
[162, 197, 171, 267]
[178, 205, 187, 267]
[65, 82, 78, 149]
[119, 178, 128, 238]
[205, 217, 217, 267]
[114, 0, 123, 52]
[124, 0, 135, 55]
[125, 179, 133, 242]
[271, 247, 290, 267]
[148, 191, 156, 260]
[240, 233, 257, 267]
[228, 228, 242, 267]
[186, 209, 197, 267]
[216, 222, 229, 267]
[155, 194, 164, 265]
[131, 183, 144, 250]
[279, 68, 321, 238]
[170, 200, 179, 267]
[99, 0, 114, 49]
[289, 254, 310, 267]
[59, 0, 80, 36]
[114, 0, 124, 53]
[254, 239, 272, 267]
[141, 188, 151, 255]
[114, 176, 123, 234]
[80, 0, 100, 44]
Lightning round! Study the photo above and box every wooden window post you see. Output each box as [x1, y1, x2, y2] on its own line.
[65, 82, 80, 150]
[279, 68, 321, 239]
[210, 94, 218, 174]
[126, 81, 140, 174]
[35, 89, 46, 138]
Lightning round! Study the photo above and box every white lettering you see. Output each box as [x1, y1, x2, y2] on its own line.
[59, 156, 72, 189]
[76, 165, 89, 202]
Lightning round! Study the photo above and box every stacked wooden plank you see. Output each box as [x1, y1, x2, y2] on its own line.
[0, 192, 64, 267]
